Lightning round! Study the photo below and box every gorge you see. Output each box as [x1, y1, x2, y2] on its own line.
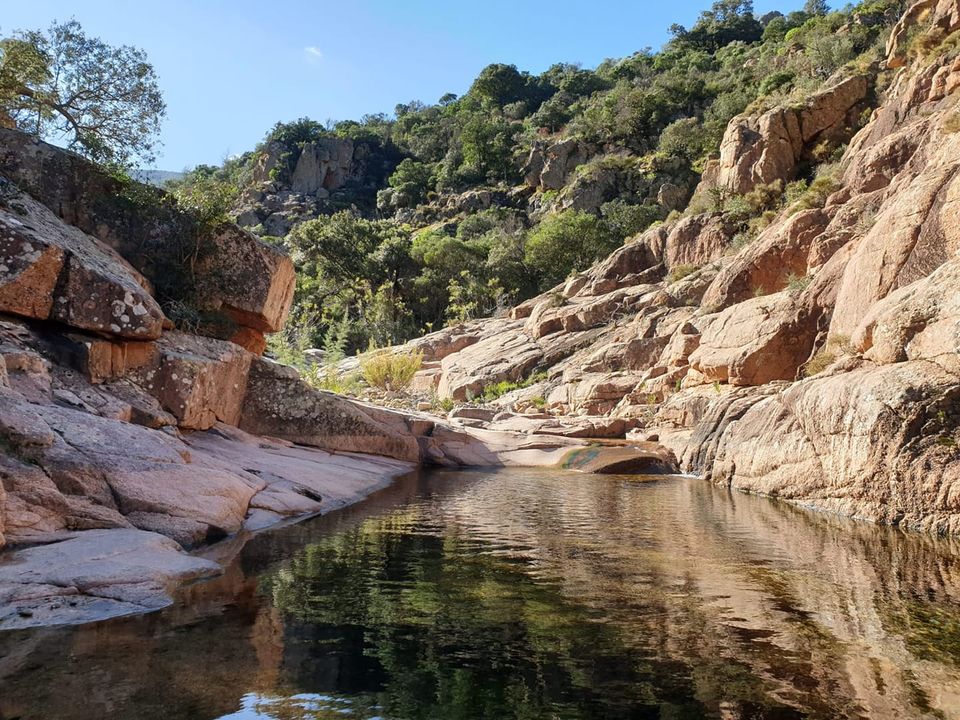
[0, 0, 960, 717]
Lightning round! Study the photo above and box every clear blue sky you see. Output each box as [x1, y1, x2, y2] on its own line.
[5, 0, 799, 170]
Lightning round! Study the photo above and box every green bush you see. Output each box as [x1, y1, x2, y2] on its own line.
[360, 351, 424, 391]
[667, 264, 699, 283]
[759, 71, 796, 95]
[524, 210, 619, 289]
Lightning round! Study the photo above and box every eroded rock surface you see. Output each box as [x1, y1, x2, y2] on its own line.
[367, 1, 960, 534]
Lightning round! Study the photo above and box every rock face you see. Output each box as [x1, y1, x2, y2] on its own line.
[369, 0, 960, 535]
[289, 139, 355, 195]
[701, 75, 869, 196]
[523, 139, 594, 191]
[235, 135, 396, 235]
[0, 185, 165, 339]
[0, 129, 295, 350]
[239, 357, 424, 463]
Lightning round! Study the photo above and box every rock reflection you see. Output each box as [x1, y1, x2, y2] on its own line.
[1, 469, 960, 719]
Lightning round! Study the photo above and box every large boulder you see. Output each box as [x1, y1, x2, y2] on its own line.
[0, 387, 263, 547]
[523, 139, 594, 191]
[703, 361, 960, 534]
[702, 209, 830, 310]
[290, 138, 355, 195]
[689, 292, 819, 386]
[192, 224, 296, 334]
[0, 128, 294, 340]
[642, 213, 734, 270]
[0, 529, 221, 629]
[437, 326, 543, 400]
[129, 332, 253, 430]
[239, 358, 423, 463]
[830, 145, 960, 339]
[0, 185, 165, 339]
[853, 256, 960, 365]
[708, 75, 869, 195]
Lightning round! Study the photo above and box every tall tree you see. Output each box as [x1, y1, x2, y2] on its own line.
[0, 20, 165, 165]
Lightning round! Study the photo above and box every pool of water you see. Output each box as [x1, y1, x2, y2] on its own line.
[2, 468, 960, 719]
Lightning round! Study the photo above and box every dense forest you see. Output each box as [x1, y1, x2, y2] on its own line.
[164, 0, 904, 361]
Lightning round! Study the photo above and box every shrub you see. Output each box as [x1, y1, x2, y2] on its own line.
[667, 264, 699, 283]
[759, 71, 796, 96]
[944, 112, 960, 134]
[803, 347, 836, 377]
[803, 335, 853, 377]
[309, 366, 363, 396]
[360, 351, 423, 391]
[481, 371, 548, 402]
[788, 169, 840, 214]
[786, 273, 812, 291]
[600, 199, 662, 241]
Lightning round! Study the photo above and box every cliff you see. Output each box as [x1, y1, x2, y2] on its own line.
[371, 0, 960, 534]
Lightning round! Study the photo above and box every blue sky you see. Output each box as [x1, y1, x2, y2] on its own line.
[5, 1, 800, 170]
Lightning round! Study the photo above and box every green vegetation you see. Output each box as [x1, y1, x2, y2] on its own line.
[803, 334, 853, 376]
[480, 371, 549, 402]
[667, 264, 700, 283]
[524, 210, 619, 289]
[169, 0, 900, 359]
[360, 350, 424, 391]
[0, 20, 164, 165]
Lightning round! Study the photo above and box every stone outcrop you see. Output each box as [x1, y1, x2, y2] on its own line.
[289, 139, 355, 195]
[235, 134, 395, 235]
[0, 185, 165, 339]
[239, 357, 424, 463]
[366, 1, 960, 536]
[699, 75, 869, 197]
[194, 225, 296, 335]
[523, 139, 594, 191]
[0, 129, 295, 350]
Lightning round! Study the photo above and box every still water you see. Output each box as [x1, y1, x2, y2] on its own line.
[3, 468, 960, 719]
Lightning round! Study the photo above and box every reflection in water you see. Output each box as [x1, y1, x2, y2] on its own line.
[3, 469, 960, 719]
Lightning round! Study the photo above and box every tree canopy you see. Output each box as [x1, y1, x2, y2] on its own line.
[0, 20, 165, 165]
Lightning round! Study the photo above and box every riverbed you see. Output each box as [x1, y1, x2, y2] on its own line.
[2, 468, 960, 719]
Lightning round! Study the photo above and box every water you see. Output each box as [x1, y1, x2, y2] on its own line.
[3, 468, 960, 719]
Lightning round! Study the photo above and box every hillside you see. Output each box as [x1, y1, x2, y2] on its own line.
[354, 0, 960, 534]
[172, 0, 905, 358]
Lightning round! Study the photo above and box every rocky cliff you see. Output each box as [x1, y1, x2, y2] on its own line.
[233, 135, 398, 236]
[372, 0, 960, 535]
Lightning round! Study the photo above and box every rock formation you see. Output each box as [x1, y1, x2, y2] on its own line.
[234, 135, 396, 235]
[372, 0, 960, 535]
[0, 130, 672, 627]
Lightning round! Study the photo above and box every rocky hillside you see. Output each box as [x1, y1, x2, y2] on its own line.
[174, 0, 904, 358]
[368, 0, 960, 534]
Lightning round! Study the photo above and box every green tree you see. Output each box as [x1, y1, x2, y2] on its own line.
[804, 0, 830, 15]
[524, 211, 618, 289]
[470, 63, 529, 107]
[669, 0, 763, 52]
[460, 115, 515, 182]
[0, 20, 165, 165]
[387, 158, 434, 205]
